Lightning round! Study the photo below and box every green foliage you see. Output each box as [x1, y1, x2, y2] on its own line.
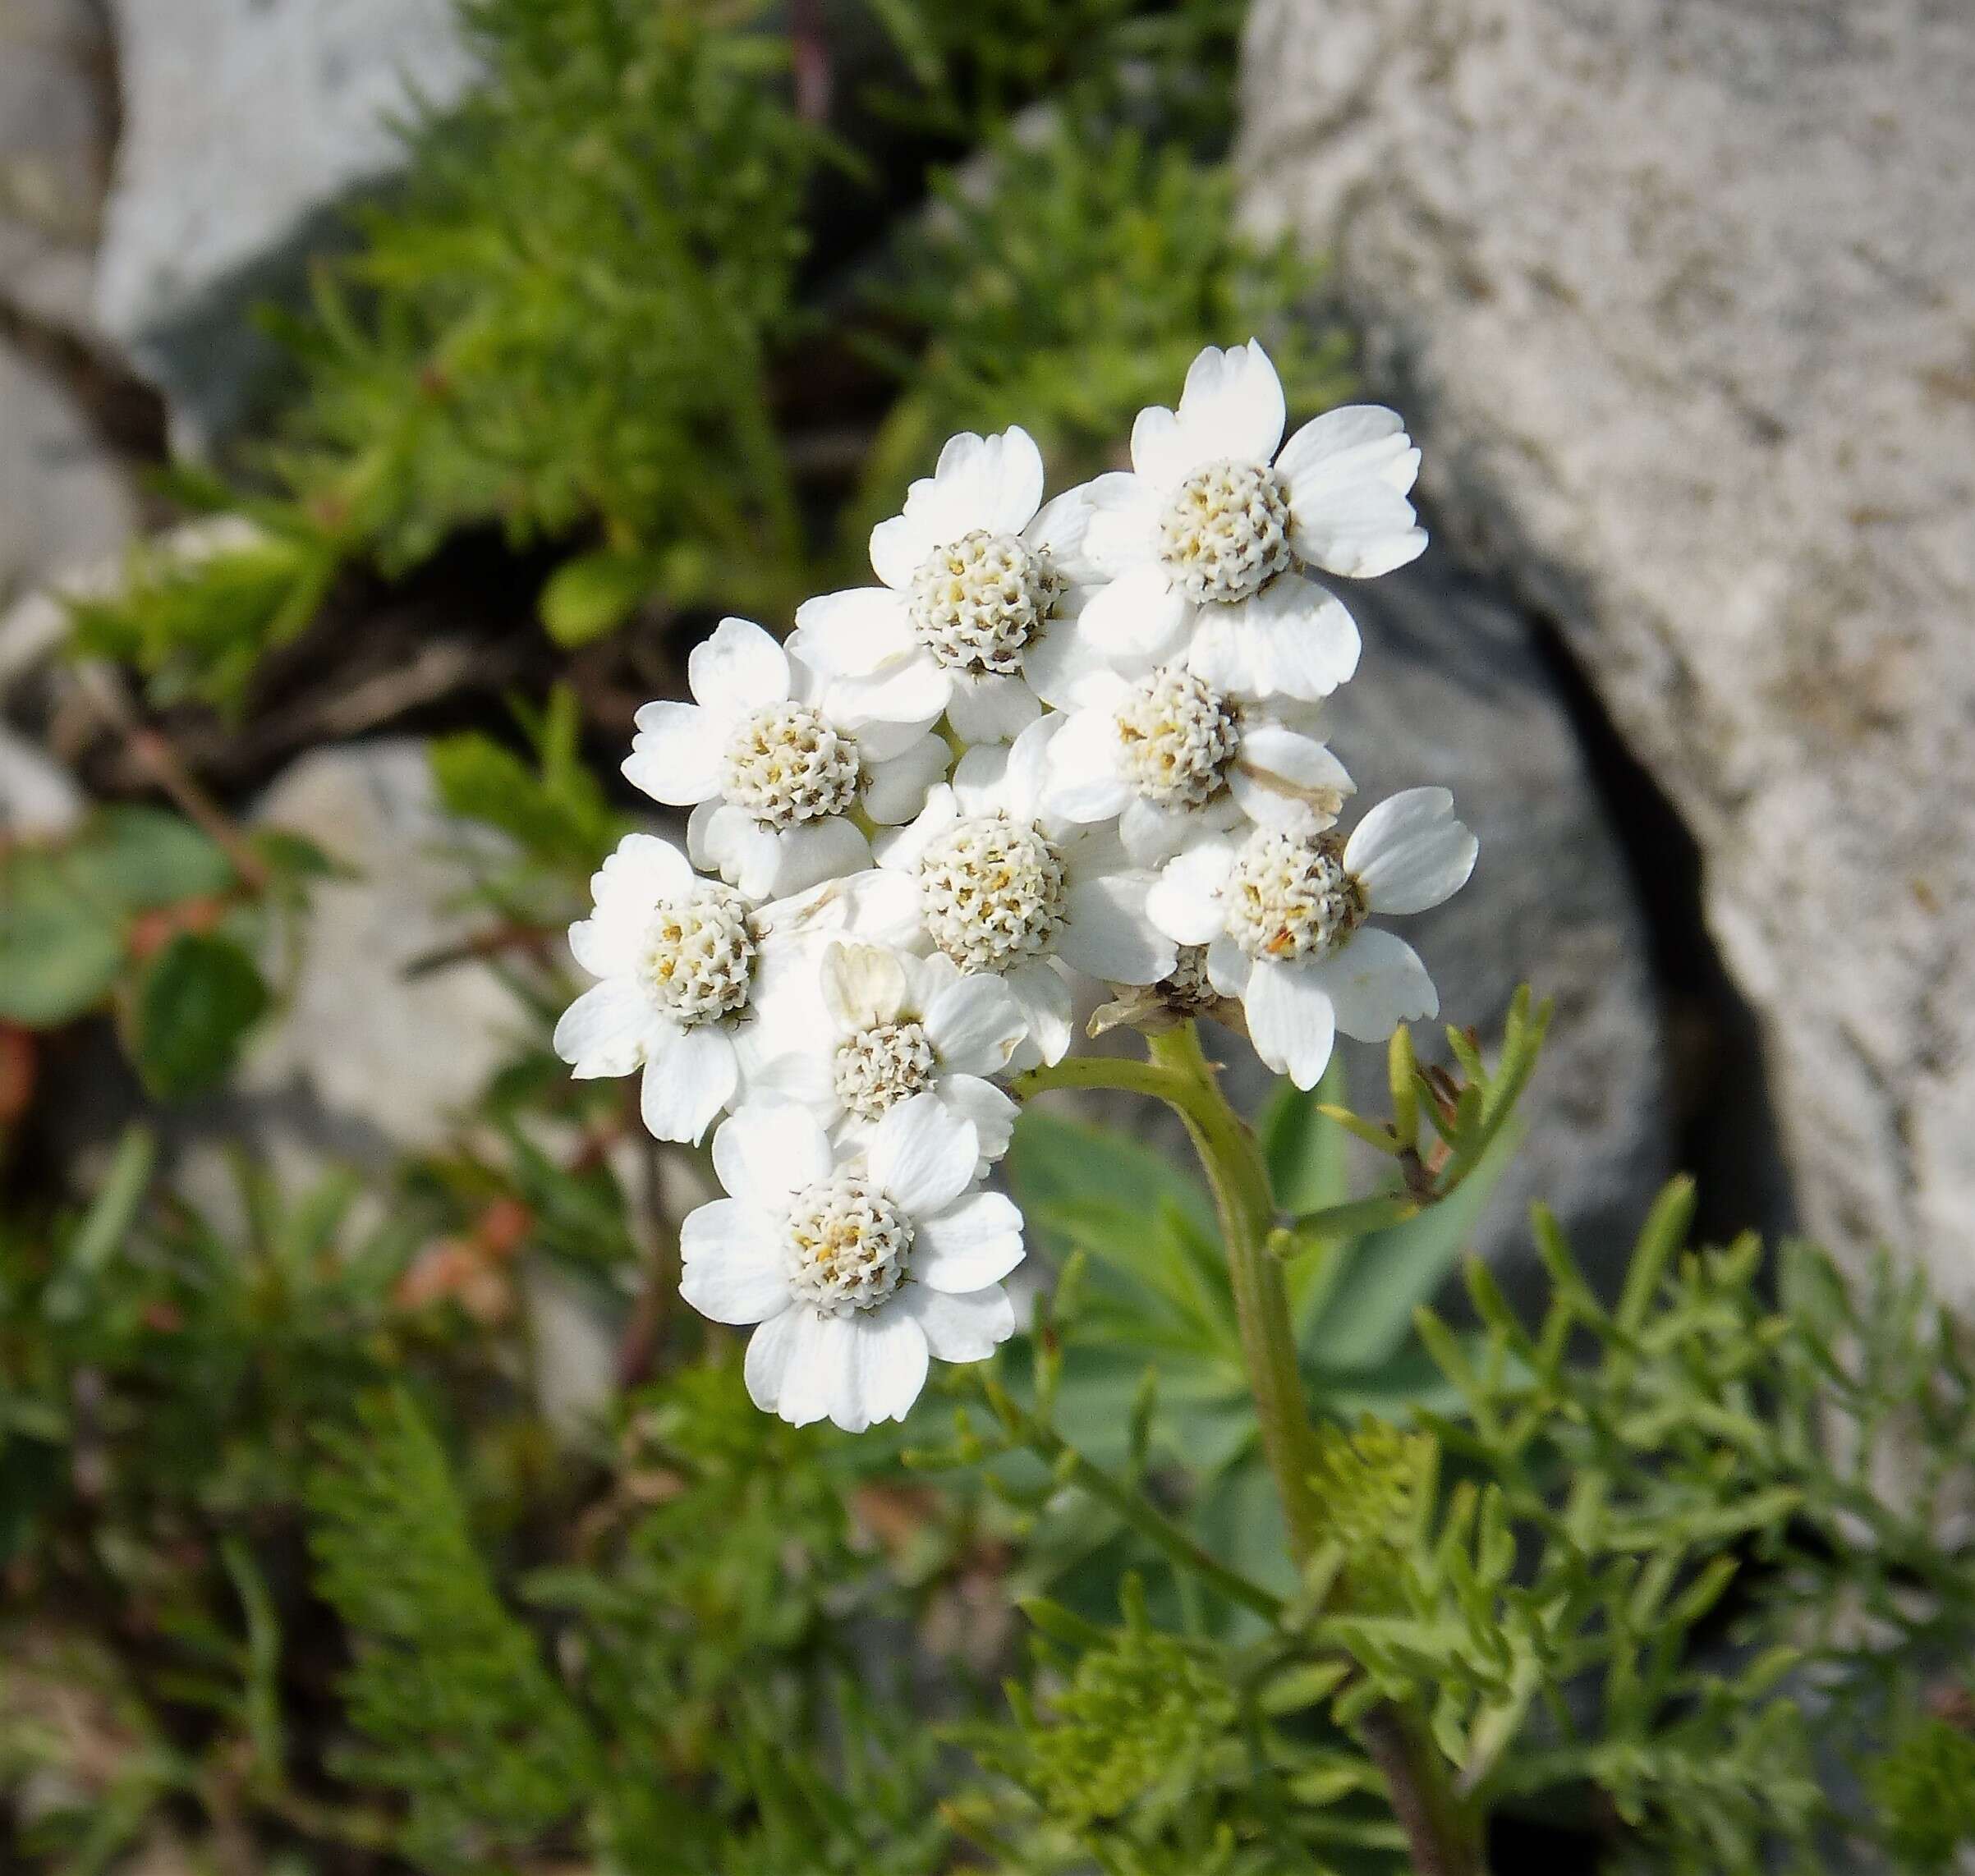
[308, 1389, 601, 1866]
[1871, 1716, 1975, 1872]
[70, 0, 1330, 707]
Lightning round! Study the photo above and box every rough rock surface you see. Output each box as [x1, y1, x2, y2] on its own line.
[0, 727, 84, 838]
[0, 345, 137, 608]
[1225, 562, 1675, 1277]
[0, 0, 114, 335]
[95, 0, 476, 446]
[1240, 0, 1975, 1294]
[230, 738, 520, 1163]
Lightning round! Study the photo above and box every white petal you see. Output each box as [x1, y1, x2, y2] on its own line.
[1161, 339, 1287, 480]
[764, 815, 870, 897]
[570, 835, 693, 978]
[553, 977, 658, 1078]
[872, 785, 958, 874]
[869, 512, 935, 589]
[995, 715, 1059, 826]
[835, 1308, 930, 1430]
[1078, 474, 1164, 578]
[922, 971, 1027, 1075]
[1021, 616, 1125, 711]
[623, 702, 724, 805]
[689, 617, 790, 716]
[940, 1073, 1019, 1164]
[677, 1199, 790, 1323]
[944, 672, 1041, 745]
[1079, 564, 1192, 660]
[916, 1190, 1025, 1292]
[773, 865, 925, 950]
[1146, 839, 1238, 945]
[1242, 959, 1337, 1090]
[823, 941, 910, 1030]
[758, 1309, 848, 1427]
[815, 657, 949, 739]
[695, 803, 783, 899]
[639, 1024, 738, 1143]
[1055, 874, 1176, 985]
[740, 1045, 838, 1120]
[1206, 936, 1252, 998]
[712, 1099, 834, 1202]
[1003, 961, 1074, 1067]
[742, 1306, 808, 1415]
[1288, 479, 1427, 580]
[1041, 706, 1132, 823]
[1024, 486, 1102, 583]
[1307, 928, 1439, 1042]
[861, 732, 951, 825]
[1343, 788, 1478, 915]
[901, 1284, 1016, 1363]
[1228, 725, 1356, 834]
[1277, 405, 1427, 578]
[1186, 576, 1361, 703]
[791, 587, 914, 677]
[869, 1093, 979, 1218]
[1120, 793, 1239, 867]
[902, 425, 1046, 548]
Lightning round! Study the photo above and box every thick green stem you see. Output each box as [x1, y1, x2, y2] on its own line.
[1027, 1025, 1486, 1875]
[1144, 1025, 1328, 1565]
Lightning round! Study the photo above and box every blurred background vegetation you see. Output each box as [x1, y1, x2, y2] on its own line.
[3, 2, 1974, 1872]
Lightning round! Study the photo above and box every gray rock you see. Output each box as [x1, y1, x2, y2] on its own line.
[1240, 0, 1975, 1296]
[232, 737, 521, 1161]
[0, 727, 84, 837]
[0, 343, 137, 607]
[94, 0, 476, 447]
[0, 0, 114, 335]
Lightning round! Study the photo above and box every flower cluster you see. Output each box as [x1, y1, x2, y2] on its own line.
[556, 342, 1475, 1431]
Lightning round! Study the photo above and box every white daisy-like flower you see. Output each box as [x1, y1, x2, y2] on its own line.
[623, 616, 949, 900]
[788, 426, 1109, 745]
[1074, 339, 1426, 704]
[679, 1097, 1022, 1431]
[749, 941, 1026, 1167]
[873, 716, 1177, 1067]
[1143, 788, 1477, 1089]
[1041, 661, 1356, 865]
[553, 833, 906, 1144]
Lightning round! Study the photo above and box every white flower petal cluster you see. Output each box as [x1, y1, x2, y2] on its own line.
[556, 339, 1474, 1430]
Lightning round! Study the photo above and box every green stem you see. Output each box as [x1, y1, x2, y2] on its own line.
[1143, 1025, 1329, 1566]
[1022, 1025, 1486, 1875]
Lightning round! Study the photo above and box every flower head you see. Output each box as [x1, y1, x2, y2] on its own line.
[875, 717, 1177, 1065]
[1073, 341, 1426, 704]
[553, 833, 915, 1144]
[1042, 661, 1356, 864]
[624, 617, 948, 899]
[1144, 788, 1477, 1088]
[748, 940, 1027, 1164]
[679, 1098, 1023, 1430]
[790, 427, 1109, 745]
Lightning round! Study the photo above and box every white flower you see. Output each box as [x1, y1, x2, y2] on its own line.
[553, 833, 907, 1144]
[788, 426, 1109, 745]
[749, 941, 1026, 1166]
[1144, 788, 1477, 1089]
[1075, 340, 1426, 704]
[873, 717, 1177, 1066]
[1042, 661, 1356, 864]
[679, 1098, 1022, 1431]
[623, 616, 949, 900]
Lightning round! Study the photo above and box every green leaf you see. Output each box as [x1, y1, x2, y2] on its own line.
[1305, 1112, 1527, 1369]
[131, 933, 269, 1099]
[0, 846, 126, 1025]
[538, 548, 657, 646]
[76, 806, 236, 909]
[1259, 1053, 1351, 1213]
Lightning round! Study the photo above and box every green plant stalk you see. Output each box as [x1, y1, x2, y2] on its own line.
[1017, 1023, 1487, 1874]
